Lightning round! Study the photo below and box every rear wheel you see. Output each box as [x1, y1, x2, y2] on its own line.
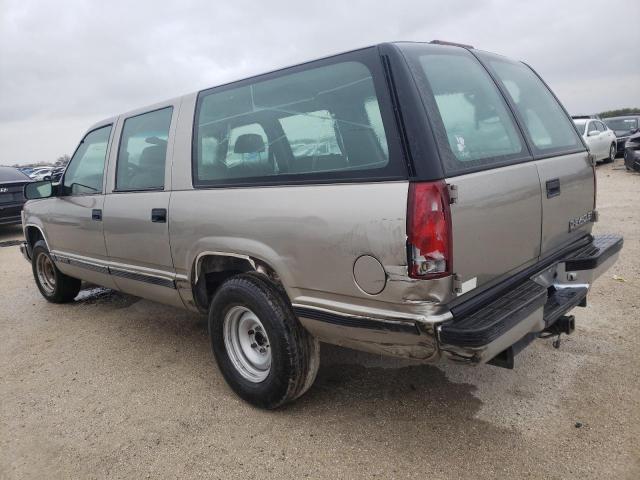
[209, 273, 319, 409]
[31, 240, 81, 303]
[608, 143, 616, 163]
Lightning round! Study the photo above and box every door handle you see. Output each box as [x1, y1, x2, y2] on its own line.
[151, 208, 167, 223]
[91, 209, 102, 221]
[546, 178, 561, 198]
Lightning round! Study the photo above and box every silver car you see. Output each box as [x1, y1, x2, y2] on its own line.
[21, 41, 623, 408]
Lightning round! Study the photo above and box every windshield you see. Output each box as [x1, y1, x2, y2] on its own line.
[573, 119, 587, 135]
[604, 118, 638, 133]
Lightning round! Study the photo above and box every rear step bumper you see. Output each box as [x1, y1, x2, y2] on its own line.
[438, 234, 622, 366]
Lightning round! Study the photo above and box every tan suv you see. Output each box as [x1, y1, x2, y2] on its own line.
[21, 41, 623, 408]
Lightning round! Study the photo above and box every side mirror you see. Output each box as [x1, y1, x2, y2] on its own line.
[588, 130, 599, 136]
[24, 180, 54, 200]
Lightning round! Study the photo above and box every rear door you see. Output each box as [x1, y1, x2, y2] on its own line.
[102, 105, 183, 307]
[399, 45, 542, 293]
[481, 54, 595, 256]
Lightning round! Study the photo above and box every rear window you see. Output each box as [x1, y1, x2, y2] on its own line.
[400, 45, 528, 175]
[193, 56, 400, 186]
[484, 55, 583, 156]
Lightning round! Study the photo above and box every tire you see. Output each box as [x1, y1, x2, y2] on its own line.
[31, 240, 81, 303]
[209, 273, 320, 409]
[607, 143, 616, 163]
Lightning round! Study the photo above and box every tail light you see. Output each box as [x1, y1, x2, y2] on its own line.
[407, 181, 452, 279]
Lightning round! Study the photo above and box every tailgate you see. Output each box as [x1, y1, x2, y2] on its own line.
[448, 163, 542, 292]
[535, 152, 595, 256]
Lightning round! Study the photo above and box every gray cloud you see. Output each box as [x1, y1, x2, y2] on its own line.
[1, 0, 639, 164]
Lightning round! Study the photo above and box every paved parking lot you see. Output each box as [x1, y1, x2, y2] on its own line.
[1, 161, 638, 479]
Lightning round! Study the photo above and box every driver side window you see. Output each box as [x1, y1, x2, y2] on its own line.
[63, 125, 112, 195]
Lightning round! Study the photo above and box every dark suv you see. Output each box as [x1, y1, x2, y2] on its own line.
[603, 115, 640, 157]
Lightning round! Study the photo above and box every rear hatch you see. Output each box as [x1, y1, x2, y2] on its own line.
[398, 44, 593, 296]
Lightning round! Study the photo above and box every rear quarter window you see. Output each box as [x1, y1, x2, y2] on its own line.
[399, 44, 530, 176]
[481, 54, 584, 157]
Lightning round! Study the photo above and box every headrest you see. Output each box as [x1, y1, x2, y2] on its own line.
[139, 145, 165, 167]
[234, 133, 265, 154]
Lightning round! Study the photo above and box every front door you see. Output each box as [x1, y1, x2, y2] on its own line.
[44, 124, 117, 289]
[102, 106, 183, 307]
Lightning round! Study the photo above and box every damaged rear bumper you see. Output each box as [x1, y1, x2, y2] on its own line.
[295, 234, 623, 365]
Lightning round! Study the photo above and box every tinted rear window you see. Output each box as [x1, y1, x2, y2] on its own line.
[400, 44, 529, 176]
[482, 54, 583, 156]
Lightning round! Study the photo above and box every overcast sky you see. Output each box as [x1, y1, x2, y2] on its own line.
[1, 0, 639, 165]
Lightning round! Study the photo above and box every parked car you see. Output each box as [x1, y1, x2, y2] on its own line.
[623, 130, 640, 172]
[572, 118, 617, 162]
[0, 166, 31, 226]
[30, 167, 54, 181]
[20, 41, 623, 408]
[50, 167, 66, 183]
[18, 167, 35, 176]
[603, 115, 640, 156]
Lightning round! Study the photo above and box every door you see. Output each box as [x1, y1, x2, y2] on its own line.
[102, 106, 183, 307]
[481, 54, 594, 256]
[402, 45, 543, 293]
[44, 124, 118, 289]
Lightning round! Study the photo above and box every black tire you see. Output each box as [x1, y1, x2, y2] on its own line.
[607, 143, 616, 163]
[31, 240, 81, 303]
[209, 273, 319, 409]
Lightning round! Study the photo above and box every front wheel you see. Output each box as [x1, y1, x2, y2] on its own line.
[209, 273, 319, 409]
[31, 240, 81, 303]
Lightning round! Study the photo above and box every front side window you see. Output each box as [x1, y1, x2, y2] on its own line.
[193, 60, 392, 185]
[485, 56, 583, 155]
[401, 45, 526, 175]
[63, 125, 112, 195]
[116, 107, 173, 191]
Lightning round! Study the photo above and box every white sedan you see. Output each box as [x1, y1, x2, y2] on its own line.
[573, 118, 617, 163]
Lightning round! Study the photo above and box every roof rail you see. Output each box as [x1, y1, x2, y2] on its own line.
[429, 39, 474, 49]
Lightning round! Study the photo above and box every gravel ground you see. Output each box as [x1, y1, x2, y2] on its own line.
[0, 161, 638, 479]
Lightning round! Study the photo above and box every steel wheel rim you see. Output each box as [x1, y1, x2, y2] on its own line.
[223, 306, 271, 383]
[36, 253, 56, 295]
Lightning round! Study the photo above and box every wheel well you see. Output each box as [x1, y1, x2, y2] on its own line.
[25, 226, 44, 249]
[192, 254, 282, 312]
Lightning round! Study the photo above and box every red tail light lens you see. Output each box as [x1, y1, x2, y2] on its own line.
[407, 181, 452, 279]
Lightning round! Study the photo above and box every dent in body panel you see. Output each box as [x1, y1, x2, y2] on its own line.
[169, 181, 411, 305]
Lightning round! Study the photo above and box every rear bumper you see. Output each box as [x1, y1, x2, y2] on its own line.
[296, 234, 623, 364]
[440, 234, 622, 365]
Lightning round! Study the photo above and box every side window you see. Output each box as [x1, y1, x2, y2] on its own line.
[116, 107, 173, 191]
[587, 122, 598, 135]
[487, 58, 583, 155]
[409, 50, 526, 174]
[596, 121, 606, 132]
[193, 60, 391, 185]
[63, 125, 112, 195]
